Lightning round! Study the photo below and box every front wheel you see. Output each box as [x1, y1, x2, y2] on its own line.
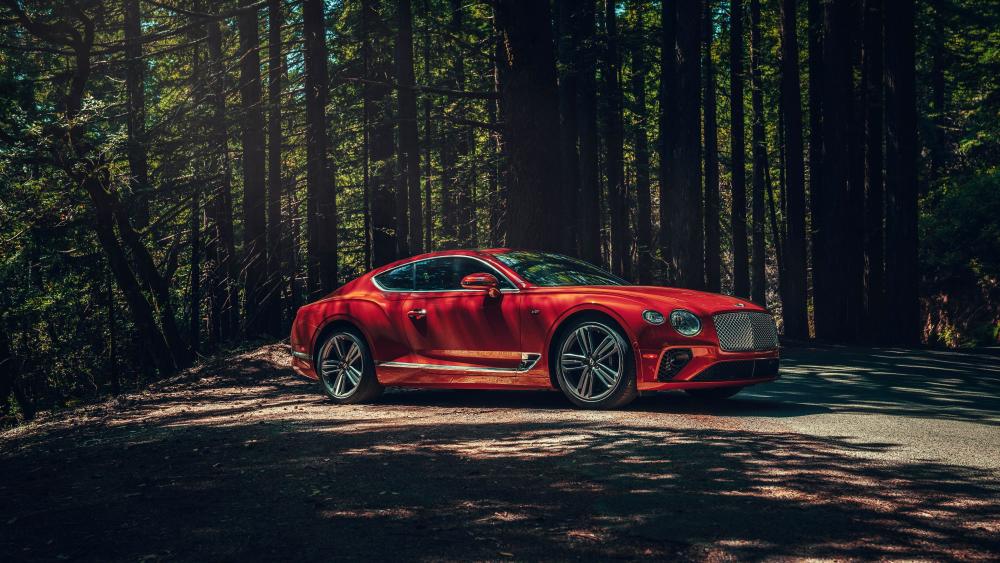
[316, 329, 383, 404]
[554, 318, 638, 409]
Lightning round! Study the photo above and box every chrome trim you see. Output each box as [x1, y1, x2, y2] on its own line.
[291, 350, 312, 362]
[379, 353, 541, 374]
[371, 254, 520, 293]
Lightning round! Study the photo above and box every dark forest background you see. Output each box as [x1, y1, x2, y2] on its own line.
[1, 0, 998, 421]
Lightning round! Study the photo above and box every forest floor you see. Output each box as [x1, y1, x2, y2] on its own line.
[2, 342, 999, 561]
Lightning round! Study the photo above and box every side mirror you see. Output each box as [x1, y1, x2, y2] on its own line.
[460, 272, 502, 298]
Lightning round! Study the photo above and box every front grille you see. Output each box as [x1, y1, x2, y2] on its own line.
[713, 312, 779, 351]
[692, 358, 779, 381]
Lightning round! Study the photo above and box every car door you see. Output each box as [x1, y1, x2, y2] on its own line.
[397, 256, 524, 374]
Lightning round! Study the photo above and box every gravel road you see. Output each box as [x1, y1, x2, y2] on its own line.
[2, 343, 998, 561]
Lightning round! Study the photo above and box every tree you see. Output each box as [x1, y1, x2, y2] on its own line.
[494, 0, 565, 253]
[363, 0, 400, 266]
[304, 0, 336, 295]
[658, 0, 676, 281]
[665, 0, 704, 289]
[703, 0, 721, 292]
[730, 0, 750, 298]
[238, 0, 268, 335]
[749, 0, 767, 305]
[576, 0, 601, 263]
[123, 0, 149, 228]
[265, 0, 284, 334]
[603, 0, 630, 278]
[556, 0, 581, 255]
[862, 0, 884, 339]
[780, 0, 809, 338]
[884, 0, 920, 345]
[629, 0, 654, 284]
[396, 0, 423, 255]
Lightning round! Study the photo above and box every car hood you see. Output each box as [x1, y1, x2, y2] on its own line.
[532, 285, 766, 317]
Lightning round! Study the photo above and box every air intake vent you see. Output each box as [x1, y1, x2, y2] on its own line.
[712, 312, 779, 352]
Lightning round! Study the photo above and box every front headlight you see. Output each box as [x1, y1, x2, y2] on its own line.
[642, 310, 666, 325]
[669, 309, 702, 336]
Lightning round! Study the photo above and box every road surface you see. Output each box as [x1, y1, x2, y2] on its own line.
[2, 343, 998, 561]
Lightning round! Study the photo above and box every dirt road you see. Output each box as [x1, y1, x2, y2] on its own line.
[2, 343, 998, 561]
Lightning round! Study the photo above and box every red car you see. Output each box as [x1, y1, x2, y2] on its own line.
[290, 249, 779, 409]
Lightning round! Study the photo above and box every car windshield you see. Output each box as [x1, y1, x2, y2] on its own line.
[492, 251, 629, 287]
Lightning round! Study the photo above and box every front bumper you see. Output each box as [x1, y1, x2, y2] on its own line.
[636, 345, 779, 392]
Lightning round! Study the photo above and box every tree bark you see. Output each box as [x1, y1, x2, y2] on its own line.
[603, 0, 629, 278]
[576, 0, 601, 263]
[779, 0, 809, 338]
[423, 0, 434, 251]
[630, 0, 653, 285]
[494, 0, 564, 253]
[658, 0, 677, 282]
[364, 0, 400, 266]
[807, 0, 823, 337]
[238, 1, 268, 334]
[556, 0, 581, 255]
[884, 0, 920, 345]
[396, 0, 423, 255]
[666, 0, 704, 289]
[303, 0, 337, 293]
[730, 0, 750, 298]
[816, 0, 853, 339]
[703, 0, 721, 292]
[749, 0, 767, 305]
[862, 0, 884, 340]
[124, 0, 150, 228]
[265, 0, 283, 334]
[206, 17, 239, 340]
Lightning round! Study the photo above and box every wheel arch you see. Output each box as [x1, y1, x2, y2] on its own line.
[312, 317, 371, 366]
[545, 306, 640, 389]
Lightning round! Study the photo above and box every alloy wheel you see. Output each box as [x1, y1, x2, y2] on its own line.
[558, 322, 625, 402]
[319, 333, 365, 399]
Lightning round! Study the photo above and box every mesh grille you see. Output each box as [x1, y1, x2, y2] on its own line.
[712, 312, 778, 351]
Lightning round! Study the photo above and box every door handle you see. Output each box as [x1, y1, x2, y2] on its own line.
[407, 308, 427, 320]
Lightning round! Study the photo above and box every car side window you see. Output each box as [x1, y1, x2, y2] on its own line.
[414, 257, 514, 291]
[373, 263, 414, 291]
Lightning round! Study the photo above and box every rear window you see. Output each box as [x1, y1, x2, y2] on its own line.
[373, 263, 414, 290]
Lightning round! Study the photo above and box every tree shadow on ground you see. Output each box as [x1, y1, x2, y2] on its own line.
[1, 343, 998, 561]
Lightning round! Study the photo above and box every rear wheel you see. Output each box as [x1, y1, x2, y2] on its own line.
[685, 386, 743, 401]
[554, 318, 637, 409]
[316, 329, 383, 404]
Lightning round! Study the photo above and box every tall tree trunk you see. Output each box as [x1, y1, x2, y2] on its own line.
[396, 0, 423, 255]
[862, 0, 884, 340]
[807, 0, 823, 337]
[928, 5, 947, 182]
[658, 0, 677, 282]
[816, 0, 853, 339]
[423, 0, 434, 251]
[556, 0, 581, 255]
[576, 0, 601, 263]
[703, 0, 721, 292]
[189, 181, 202, 354]
[603, 0, 629, 278]
[730, 0, 750, 298]
[630, 0, 653, 284]
[749, 0, 767, 305]
[364, 0, 399, 266]
[884, 0, 920, 345]
[667, 0, 704, 289]
[206, 17, 239, 339]
[494, 0, 564, 253]
[303, 0, 337, 293]
[238, 1, 268, 334]
[449, 0, 470, 249]
[780, 0, 809, 338]
[124, 0, 150, 228]
[266, 0, 283, 334]
[491, 17, 510, 247]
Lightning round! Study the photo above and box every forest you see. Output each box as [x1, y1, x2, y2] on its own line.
[1, 0, 998, 422]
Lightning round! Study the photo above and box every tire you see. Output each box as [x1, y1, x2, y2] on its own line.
[685, 386, 743, 401]
[553, 317, 638, 409]
[316, 328, 383, 404]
